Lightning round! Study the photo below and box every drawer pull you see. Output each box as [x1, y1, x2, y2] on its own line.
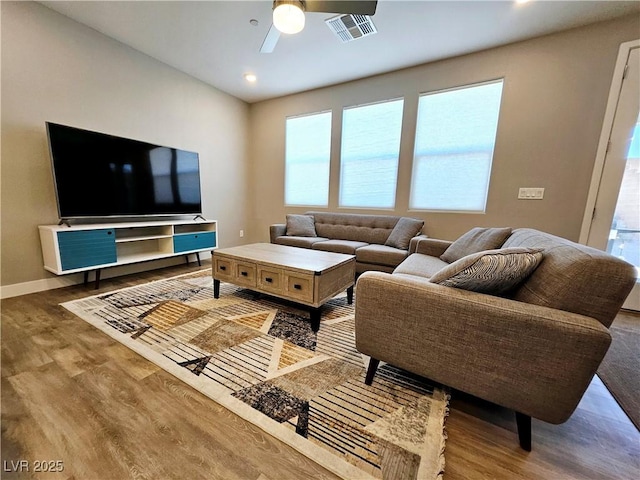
[294, 284, 302, 290]
[220, 266, 226, 271]
[265, 277, 273, 283]
[241, 271, 248, 277]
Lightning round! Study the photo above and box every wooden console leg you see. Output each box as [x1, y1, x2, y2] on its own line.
[515, 412, 532, 451]
[196, 252, 201, 266]
[365, 358, 380, 385]
[83, 271, 89, 286]
[346, 285, 354, 305]
[213, 279, 220, 299]
[94, 269, 101, 290]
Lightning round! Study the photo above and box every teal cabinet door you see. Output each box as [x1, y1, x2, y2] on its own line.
[57, 229, 117, 271]
[173, 232, 216, 253]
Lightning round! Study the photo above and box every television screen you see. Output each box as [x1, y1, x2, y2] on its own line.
[46, 122, 202, 219]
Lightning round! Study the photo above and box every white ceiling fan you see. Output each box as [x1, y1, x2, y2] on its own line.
[260, 0, 378, 53]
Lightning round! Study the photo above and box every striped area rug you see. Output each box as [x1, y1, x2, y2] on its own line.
[62, 270, 449, 480]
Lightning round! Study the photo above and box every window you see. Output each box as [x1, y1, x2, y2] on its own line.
[339, 98, 404, 208]
[410, 80, 504, 212]
[285, 111, 332, 206]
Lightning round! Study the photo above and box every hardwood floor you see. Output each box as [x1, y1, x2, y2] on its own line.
[2, 262, 639, 479]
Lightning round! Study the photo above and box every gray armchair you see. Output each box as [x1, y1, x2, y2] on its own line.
[355, 228, 636, 450]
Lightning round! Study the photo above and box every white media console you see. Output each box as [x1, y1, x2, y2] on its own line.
[39, 219, 217, 288]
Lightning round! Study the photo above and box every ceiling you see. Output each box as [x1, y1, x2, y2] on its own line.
[40, 0, 640, 103]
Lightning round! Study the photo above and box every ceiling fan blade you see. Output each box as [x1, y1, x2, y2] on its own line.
[304, 0, 377, 15]
[260, 23, 281, 53]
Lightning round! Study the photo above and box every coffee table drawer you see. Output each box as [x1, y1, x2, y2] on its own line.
[285, 272, 314, 303]
[214, 258, 234, 281]
[258, 266, 283, 293]
[235, 261, 257, 287]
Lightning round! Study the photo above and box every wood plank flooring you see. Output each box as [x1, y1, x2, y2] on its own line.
[2, 261, 639, 479]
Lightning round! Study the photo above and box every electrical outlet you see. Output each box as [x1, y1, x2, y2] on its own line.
[239, 229, 244, 238]
[518, 187, 545, 200]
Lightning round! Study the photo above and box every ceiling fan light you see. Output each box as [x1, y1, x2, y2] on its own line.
[273, 1, 305, 34]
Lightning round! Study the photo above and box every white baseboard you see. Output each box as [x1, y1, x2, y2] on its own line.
[1, 252, 212, 299]
[1, 276, 80, 299]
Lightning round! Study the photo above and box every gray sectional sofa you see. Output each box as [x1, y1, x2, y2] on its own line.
[355, 227, 637, 450]
[270, 211, 426, 274]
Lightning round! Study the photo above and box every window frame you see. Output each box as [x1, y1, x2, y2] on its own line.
[408, 78, 504, 214]
[338, 97, 405, 210]
[283, 109, 333, 208]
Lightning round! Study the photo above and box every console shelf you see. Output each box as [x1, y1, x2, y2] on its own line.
[115, 234, 173, 243]
[39, 219, 217, 287]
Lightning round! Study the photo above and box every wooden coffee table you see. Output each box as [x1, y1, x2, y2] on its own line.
[212, 243, 355, 331]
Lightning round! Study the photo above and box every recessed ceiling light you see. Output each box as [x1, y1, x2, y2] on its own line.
[516, 0, 531, 4]
[244, 73, 257, 83]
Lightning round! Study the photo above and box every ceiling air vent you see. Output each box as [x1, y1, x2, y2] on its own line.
[325, 14, 377, 43]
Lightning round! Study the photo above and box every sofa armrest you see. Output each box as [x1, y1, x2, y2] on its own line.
[354, 272, 611, 424]
[270, 224, 286, 243]
[408, 234, 429, 254]
[413, 238, 452, 257]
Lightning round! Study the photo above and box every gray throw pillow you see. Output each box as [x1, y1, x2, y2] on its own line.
[385, 217, 424, 250]
[440, 227, 512, 263]
[429, 247, 544, 295]
[285, 214, 317, 237]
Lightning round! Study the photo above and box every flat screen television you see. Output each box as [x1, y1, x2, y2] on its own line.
[46, 122, 202, 219]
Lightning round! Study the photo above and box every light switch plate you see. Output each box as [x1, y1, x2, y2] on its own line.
[518, 187, 545, 199]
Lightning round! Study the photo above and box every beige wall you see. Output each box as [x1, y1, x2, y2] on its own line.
[248, 14, 640, 244]
[2, 3, 638, 291]
[1, 1, 250, 288]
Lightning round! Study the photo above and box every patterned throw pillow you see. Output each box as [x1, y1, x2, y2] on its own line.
[285, 214, 317, 237]
[440, 227, 512, 263]
[429, 247, 544, 295]
[385, 217, 424, 250]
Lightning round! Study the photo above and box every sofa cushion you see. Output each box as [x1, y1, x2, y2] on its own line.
[275, 236, 329, 248]
[385, 217, 424, 250]
[430, 247, 544, 295]
[393, 253, 449, 278]
[308, 211, 400, 244]
[440, 227, 512, 263]
[311, 239, 368, 255]
[502, 228, 637, 327]
[286, 214, 317, 237]
[356, 245, 409, 268]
